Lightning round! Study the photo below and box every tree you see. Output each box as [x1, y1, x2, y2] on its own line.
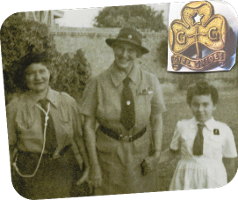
[1, 13, 91, 103]
[94, 5, 166, 31]
[156, 32, 168, 68]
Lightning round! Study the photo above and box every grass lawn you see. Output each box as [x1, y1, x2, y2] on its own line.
[157, 88, 238, 191]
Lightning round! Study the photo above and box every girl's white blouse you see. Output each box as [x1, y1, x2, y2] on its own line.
[169, 117, 237, 190]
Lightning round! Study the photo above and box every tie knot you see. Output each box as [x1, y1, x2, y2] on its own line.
[39, 99, 49, 111]
[197, 123, 205, 130]
[123, 77, 130, 85]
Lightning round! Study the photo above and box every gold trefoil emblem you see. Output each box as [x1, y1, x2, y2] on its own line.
[169, 1, 228, 71]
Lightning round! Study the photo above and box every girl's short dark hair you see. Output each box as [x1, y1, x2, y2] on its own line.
[14, 51, 50, 91]
[186, 81, 219, 106]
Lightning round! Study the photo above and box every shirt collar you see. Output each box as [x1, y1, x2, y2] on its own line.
[204, 117, 216, 131]
[25, 87, 59, 109]
[45, 88, 59, 108]
[189, 117, 215, 131]
[109, 62, 140, 87]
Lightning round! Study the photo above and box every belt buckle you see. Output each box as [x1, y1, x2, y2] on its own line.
[119, 135, 132, 142]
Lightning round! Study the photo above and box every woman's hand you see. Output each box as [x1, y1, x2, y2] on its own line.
[84, 116, 102, 187]
[76, 163, 102, 194]
[76, 165, 95, 195]
[143, 112, 163, 175]
[76, 165, 89, 186]
[141, 151, 161, 175]
[89, 164, 102, 188]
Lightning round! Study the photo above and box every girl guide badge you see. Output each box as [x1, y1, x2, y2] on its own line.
[167, 1, 238, 72]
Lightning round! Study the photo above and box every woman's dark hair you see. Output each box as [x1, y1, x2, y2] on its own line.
[186, 81, 219, 106]
[14, 51, 50, 91]
[20, 51, 49, 71]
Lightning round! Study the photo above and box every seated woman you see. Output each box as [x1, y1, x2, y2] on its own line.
[6, 51, 89, 199]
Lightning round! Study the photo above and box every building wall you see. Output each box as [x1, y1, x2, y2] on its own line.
[23, 10, 64, 26]
[51, 27, 168, 77]
[50, 27, 238, 85]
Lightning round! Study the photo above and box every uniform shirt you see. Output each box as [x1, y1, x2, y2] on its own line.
[80, 63, 166, 136]
[170, 117, 237, 161]
[7, 88, 83, 154]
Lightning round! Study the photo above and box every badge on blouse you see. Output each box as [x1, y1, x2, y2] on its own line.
[168, 1, 237, 72]
[213, 129, 220, 135]
[136, 87, 153, 96]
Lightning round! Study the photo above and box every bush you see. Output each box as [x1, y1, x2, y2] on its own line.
[49, 49, 91, 100]
[1, 13, 53, 93]
[160, 82, 177, 95]
[156, 33, 168, 68]
[1, 13, 91, 102]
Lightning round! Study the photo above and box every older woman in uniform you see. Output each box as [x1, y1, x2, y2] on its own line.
[81, 28, 166, 195]
[7, 52, 89, 199]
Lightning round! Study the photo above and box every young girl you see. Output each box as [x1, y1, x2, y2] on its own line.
[160, 81, 237, 190]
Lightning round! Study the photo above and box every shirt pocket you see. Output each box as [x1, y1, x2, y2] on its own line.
[15, 108, 36, 130]
[15, 107, 41, 137]
[16, 119, 40, 140]
[136, 87, 153, 102]
[135, 86, 153, 122]
[56, 102, 73, 136]
[205, 134, 223, 156]
[15, 112, 42, 150]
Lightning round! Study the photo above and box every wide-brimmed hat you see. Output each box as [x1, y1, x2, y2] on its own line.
[106, 28, 149, 55]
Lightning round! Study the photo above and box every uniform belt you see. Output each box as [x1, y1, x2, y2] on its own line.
[99, 125, 146, 142]
[17, 145, 72, 159]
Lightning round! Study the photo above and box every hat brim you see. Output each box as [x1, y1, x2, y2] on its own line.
[106, 38, 149, 55]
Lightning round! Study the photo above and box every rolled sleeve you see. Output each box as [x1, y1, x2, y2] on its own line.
[151, 75, 166, 116]
[222, 127, 237, 158]
[80, 77, 98, 117]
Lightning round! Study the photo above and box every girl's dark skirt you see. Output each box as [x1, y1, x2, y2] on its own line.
[12, 149, 82, 199]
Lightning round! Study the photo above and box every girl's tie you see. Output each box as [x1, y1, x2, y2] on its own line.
[193, 123, 205, 155]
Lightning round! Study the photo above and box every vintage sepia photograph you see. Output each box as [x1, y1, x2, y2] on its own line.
[1, 0, 238, 200]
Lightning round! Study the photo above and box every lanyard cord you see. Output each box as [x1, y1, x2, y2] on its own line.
[12, 103, 50, 178]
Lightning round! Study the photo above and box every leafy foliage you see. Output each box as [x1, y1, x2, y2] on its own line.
[1, 13, 91, 100]
[1, 13, 53, 93]
[1, 14, 59, 66]
[156, 32, 168, 68]
[94, 5, 166, 32]
[49, 50, 91, 99]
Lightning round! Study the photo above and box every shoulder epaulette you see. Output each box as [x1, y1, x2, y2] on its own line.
[59, 92, 76, 102]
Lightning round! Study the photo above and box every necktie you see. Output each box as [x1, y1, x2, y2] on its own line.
[120, 77, 135, 130]
[193, 123, 205, 156]
[39, 99, 58, 154]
